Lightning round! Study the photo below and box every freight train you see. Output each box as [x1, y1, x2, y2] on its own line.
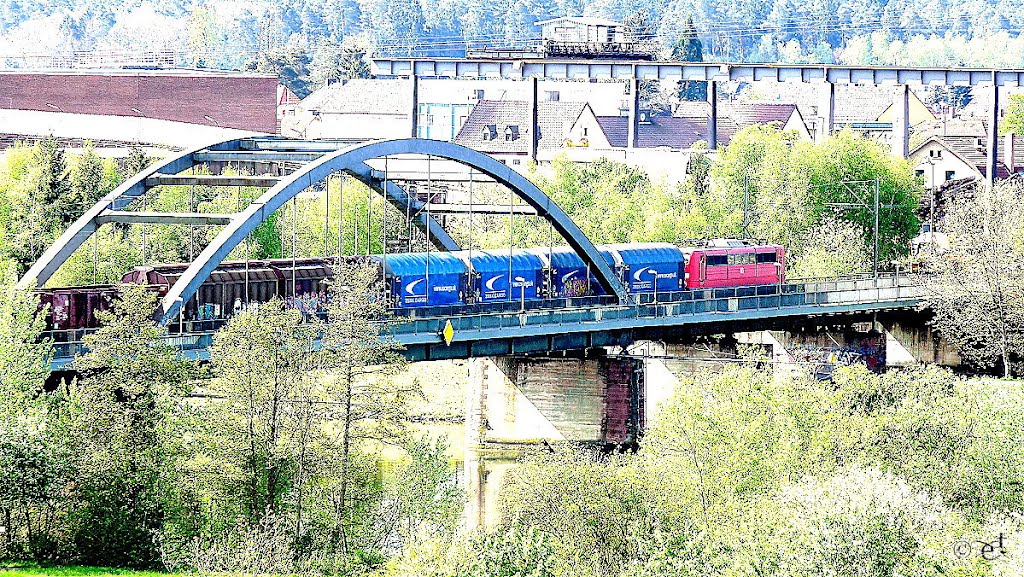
[38, 239, 785, 333]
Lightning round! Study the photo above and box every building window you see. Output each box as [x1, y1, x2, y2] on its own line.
[583, 127, 588, 136]
[481, 124, 497, 141]
[513, 159, 521, 165]
[945, 170, 955, 181]
[544, 90, 560, 102]
[504, 125, 520, 141]
[915, 169, 925, 178]
[473, 89, 485, 100]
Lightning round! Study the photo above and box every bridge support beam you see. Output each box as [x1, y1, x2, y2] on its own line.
[988, 82, 1000, 189]
[879, 311, 961, 367]
[707, 80, 718, 149]
[464, 353, 644, 529]
[465, 354, 644, 448]
[627, 78, 640, 149]
[817, 81, 835, 143]
[529, 77, 539, 161]
[891, 85, 910, 159]
[410, 75, 419, 138]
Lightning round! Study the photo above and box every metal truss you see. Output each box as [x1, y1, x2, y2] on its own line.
[21, 137, 628, 323]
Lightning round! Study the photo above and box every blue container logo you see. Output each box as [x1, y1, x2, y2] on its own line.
[631, 266, 677, 291]
[405, 278, 426, 296]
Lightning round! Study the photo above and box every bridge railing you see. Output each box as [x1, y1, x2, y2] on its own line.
[44, 274, 922, 366]
[385, 273, 921, 338]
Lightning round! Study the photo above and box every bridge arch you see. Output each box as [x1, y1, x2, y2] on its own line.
[19, 137, 627, 321]
[19, 135, 460, 291]
[158, 138, 628, 322]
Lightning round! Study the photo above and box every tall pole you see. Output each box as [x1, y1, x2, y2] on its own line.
[987, 81, 1000, 191]
[508, 183, 514, 302]
[382, 158, 388, 264]
[366, 173, 372, 254]
[337, 175, 344, 258]
[292, 198, 297, 299]
[742, 175, 750, 237]
[324, 174, 330, 256]
[929, 160, 936, 233]
[873, 178, 880, 278]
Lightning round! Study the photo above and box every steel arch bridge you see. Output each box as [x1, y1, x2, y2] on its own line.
[19, 136, 629, 322]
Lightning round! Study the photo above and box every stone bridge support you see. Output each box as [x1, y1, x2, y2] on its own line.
[879, 311, 961, 367]
[463, 353, 643, 528]
[465, 353, 644, 447]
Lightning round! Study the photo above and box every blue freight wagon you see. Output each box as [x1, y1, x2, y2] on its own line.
[455, 249, 545, 303]
[527, 246, 616, 298]
[604, 243, 687, 294]
[379, 253, 467, 308]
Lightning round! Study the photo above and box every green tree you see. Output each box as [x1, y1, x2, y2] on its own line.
[319, 260, 410, 560]
[68, 141, 106, 211]
[925, 179, 1024, 377]
[0, 265, 64, 561]
[710, 126, 921, 273]
[671, 17, 707, 102]
[122, 145, 152, 177]
[66, 284, 194, 567]
[1002, 93, 1024, 135]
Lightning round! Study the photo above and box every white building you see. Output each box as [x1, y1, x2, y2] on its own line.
[536, 17, 625, 43]
[281, 78, 632, 142]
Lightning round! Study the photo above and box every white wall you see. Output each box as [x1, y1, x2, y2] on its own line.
[0, 108, 261, 148]
[911, 143, 979, 187]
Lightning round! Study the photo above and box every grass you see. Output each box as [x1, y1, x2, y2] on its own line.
[0, 567, 175, 577]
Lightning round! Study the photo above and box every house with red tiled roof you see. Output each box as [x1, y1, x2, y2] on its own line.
[671, 101, 811, 142]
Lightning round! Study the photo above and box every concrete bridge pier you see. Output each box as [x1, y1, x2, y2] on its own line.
[878, 312, 961, 367]
[463, 352, 644, 529]
[465, 353, 645, 448]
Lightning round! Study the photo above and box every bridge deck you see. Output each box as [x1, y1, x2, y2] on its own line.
[46, 275, 923, 370]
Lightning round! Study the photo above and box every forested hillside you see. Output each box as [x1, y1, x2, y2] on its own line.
[2, 0, 1024, 95]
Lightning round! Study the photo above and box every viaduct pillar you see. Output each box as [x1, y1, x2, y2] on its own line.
[464, 353, 644, 528]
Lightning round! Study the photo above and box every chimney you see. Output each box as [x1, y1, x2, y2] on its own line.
[1005, 133, 1017, 174]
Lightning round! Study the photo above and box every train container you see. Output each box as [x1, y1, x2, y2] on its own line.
[40, 285, 118, 331]
[381, 252, 467, 308]
[454, 249, 545, 304]
[603, 243, 687, 294]
[527, 246, 617, 298]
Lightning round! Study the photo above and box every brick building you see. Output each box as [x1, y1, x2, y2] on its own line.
[0, 69, 279, 133]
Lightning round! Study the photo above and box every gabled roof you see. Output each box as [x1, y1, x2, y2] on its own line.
[595, 115, 710, 149]
[298, 79, 409, 115]
[721, 102, 798, 127]
[910, 135, 1024, 179]
[454, 99, 589, 153]
[742, 83, 913, 125]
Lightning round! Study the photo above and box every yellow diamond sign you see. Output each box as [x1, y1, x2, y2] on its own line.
[442, 320, 455, 346]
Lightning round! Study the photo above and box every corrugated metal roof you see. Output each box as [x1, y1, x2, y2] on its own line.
[381, 252, 467, 277]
